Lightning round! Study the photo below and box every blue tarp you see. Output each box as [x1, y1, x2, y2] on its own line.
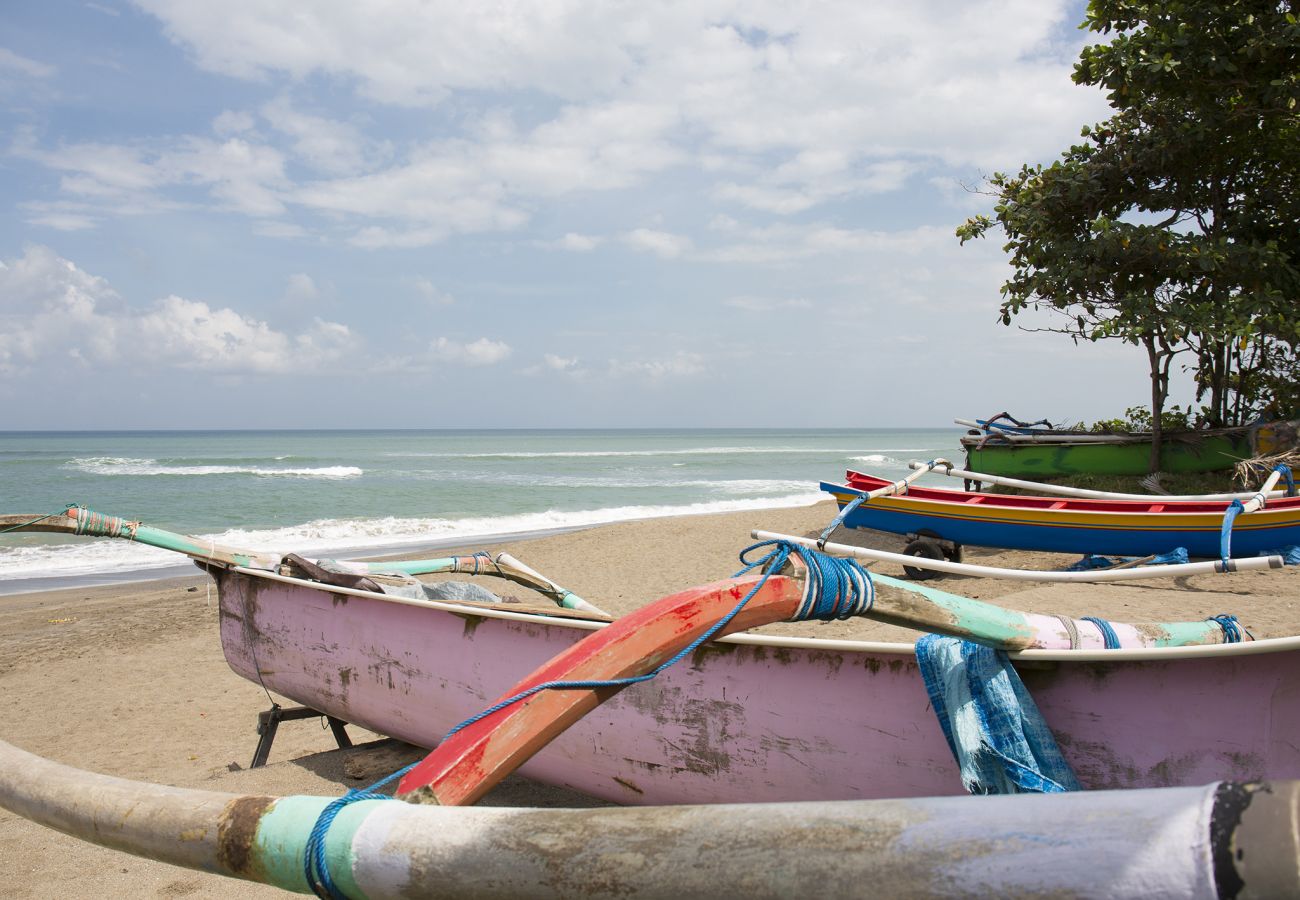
[915, 634, 1081, 795]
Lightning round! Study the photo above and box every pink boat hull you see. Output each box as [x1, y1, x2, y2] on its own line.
[217, 568, 1300, 805]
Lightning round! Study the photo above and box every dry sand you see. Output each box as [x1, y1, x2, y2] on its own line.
[2, 500, 1298, 897]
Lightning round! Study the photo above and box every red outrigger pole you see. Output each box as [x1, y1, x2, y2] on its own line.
[396, 561, 808, 805]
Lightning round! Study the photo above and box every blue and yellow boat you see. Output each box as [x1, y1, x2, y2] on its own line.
[821, 471, 1300, 558]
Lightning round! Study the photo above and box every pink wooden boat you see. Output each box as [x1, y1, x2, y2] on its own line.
[3, 507, 1296, 803]
[214, 562, 1300, 805]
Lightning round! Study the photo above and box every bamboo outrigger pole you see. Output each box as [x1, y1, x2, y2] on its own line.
[0, 733, 1292, 897]
[912, 460, 1294, 502]
[755, 530, 1284, 582]
[0, 506, 605, 615]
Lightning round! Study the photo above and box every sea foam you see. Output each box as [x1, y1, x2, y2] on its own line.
[66, 457, 362, 478]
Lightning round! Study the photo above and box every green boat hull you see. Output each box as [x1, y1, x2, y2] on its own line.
[962, 431, 1252, 477]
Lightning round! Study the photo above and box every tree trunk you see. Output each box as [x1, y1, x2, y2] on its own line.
[1145, 335, 1166, 474]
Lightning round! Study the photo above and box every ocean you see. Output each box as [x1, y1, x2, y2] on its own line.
[0, 428, 958, 594]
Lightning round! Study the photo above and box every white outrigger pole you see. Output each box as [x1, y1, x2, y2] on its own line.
[754, 531, 1285, 583]
[911, 460, 1295, 503]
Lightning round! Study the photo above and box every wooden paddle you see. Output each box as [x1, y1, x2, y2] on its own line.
[395, 561, 808, 805]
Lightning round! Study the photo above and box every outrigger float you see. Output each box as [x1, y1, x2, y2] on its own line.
[2, 737, 1296, 897]
[1, 504, 1298, 896]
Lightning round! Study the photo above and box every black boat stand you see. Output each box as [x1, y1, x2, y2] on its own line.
[250, 703, 353, 768]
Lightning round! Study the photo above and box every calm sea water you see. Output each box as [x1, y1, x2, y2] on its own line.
[0, 428, 958, 593]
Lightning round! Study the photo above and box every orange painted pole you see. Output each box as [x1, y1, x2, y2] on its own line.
[396, 565, 807, 806]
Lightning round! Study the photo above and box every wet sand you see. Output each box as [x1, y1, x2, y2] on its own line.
[2, 500, 1297, 897]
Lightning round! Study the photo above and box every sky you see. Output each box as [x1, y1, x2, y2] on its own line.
[0, 0, 1164, 430]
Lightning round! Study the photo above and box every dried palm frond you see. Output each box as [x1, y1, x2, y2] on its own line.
[1235, 451, 1300, 488]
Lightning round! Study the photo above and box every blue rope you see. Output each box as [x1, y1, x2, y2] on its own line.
[1220, 499, 1245, 562]
[303, 781, 397, 899]
[817, 462, 943, 548]
[1207, 614, 1246, 643]
[817, 492, 866, 547]
[302, 539, 870, 895]
[0, 505, 78, 535]
[1080, 616, 1121, 649]
[471, 550, 495, 574]
[1276, 464, 1296, 497]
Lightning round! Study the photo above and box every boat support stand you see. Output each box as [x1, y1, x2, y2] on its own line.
[250, 703, 353, 768]
[902, 529, 963, 581]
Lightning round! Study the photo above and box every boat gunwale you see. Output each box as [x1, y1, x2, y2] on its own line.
[839, 473, 1300, 518]
[223, 564, 1300, 664]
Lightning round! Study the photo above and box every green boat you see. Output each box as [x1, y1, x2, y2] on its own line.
[959, 423, 1259, 478]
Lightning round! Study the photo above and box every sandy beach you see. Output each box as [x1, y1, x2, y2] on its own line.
[2, 500, 1298, 897]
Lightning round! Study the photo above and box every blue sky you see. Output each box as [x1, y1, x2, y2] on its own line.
[0, 0, 1158, 429]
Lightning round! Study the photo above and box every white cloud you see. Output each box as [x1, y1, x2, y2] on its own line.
[21, 2, 1106, 240]
[608, 351, 705, 380]
[0, 48, 57, 79]
[136, 296, 353, 373]
[623, 228, 692, 259]
[26, 211, 99, 231]
[550, 233, 602, 252]
[409, 278, 455, 305]
[283, 272, 319, 303]
[521, 352, 583, 377]
[544, 353, 578, 371]
[213, 109, 256, 136]
[714, 159, 914, 213]
[260, 96, 388, 175]
[129, 1, 665, 106]
[698, 221, 954, 265]
[17, 135, 289, 217]
[0, 246, 355, 376]
[429, 336, 512, 366]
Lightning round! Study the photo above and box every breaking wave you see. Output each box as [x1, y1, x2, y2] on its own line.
[65, 458, 362, 479]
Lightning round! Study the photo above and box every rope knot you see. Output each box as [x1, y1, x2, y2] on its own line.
[737, 540, 875, 622]
[70, 506, 137, 539]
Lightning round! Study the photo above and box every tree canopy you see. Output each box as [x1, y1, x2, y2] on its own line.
[958, 1, 1300, 455]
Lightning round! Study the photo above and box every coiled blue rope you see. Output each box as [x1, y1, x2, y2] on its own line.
[1207, 613, 1246, 643]
[1080, 616, 1121, 649]
[302, 539, 872, 897]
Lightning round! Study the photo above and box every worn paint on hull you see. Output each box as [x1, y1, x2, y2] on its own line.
[217, 568, 1300, 805]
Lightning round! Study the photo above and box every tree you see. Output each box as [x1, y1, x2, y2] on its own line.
[958, 1, 1300, 471]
